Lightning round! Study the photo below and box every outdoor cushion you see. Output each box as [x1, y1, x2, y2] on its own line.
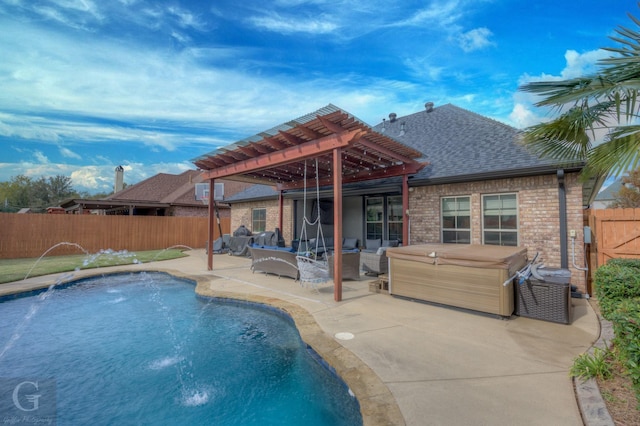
[382, 239, 399, 247]
[365, 238, 382, 251]
[343, 237, 359, 250]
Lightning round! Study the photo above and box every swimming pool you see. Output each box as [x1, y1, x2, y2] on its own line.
[0, 272, 362, 425]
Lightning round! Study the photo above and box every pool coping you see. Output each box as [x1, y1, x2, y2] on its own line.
[1, 267, 405, 426]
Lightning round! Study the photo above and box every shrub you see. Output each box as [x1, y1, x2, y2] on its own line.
[595, 264, 640, 319]
[610, 298, 640, 395]
[606, 258, 640, 269]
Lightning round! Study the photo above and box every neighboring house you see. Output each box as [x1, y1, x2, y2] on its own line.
[592, 178, 624, 209]
[60, 170, 253, 217]
[196, 103, 603, 295]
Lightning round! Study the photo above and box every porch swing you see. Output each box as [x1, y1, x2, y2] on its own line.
[296, 158, 330, 287]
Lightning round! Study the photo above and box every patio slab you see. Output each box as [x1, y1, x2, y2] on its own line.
[2, 249, 600, 425]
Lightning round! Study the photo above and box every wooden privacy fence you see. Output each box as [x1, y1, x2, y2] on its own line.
[589, 208, 640, 268]
[0, 213, 230, 259]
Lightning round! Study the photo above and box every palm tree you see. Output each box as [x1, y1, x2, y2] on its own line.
[519, 7, 640, 180]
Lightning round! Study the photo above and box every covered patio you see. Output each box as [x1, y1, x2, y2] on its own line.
[192, 104, 427, 301]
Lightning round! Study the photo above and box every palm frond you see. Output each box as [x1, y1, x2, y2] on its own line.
[518, 4, 640, 179]
[586, 125, 640, 177]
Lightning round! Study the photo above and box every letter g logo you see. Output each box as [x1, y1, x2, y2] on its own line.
[12, 381, 41, 412]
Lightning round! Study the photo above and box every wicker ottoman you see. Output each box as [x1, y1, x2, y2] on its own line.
[328, 251, 361, 280]
[515, 268, 572, 324]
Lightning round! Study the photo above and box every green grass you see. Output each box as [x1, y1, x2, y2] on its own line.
[0, 249, 189, 284]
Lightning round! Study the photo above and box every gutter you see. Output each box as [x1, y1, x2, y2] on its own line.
[408, 164, 584, 187]
[557, 169, 569, 269]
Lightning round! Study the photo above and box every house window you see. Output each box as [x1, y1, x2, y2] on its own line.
[483, 193, 518, 246]
[365, 197, 384, 240]
[252, 208, 266, 233]
[387, 196, 403, 242]
[441, 196, 471, 244]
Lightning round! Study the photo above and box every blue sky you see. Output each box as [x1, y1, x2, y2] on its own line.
[0, 0, 636, 194]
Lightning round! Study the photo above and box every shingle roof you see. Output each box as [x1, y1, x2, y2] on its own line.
[108, 170, 203, 204]
[373, 103, 563, 184]
[595, 179, 623, 202]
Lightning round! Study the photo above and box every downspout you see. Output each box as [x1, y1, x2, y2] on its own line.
[557, 169, 568, 269]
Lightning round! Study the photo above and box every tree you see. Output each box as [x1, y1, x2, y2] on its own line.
[519, 6, 640, 180]
[0, 174, 76, 212]
[610, 168, 640, 207]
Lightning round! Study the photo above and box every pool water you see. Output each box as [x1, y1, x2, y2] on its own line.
[0, 272, 362, 425]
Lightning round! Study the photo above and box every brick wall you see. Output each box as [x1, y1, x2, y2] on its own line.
[227, 172, 588, 293]
[230, 199, 294, 242]
[170, 206, 209, 217]
[409, 172, 587, 292]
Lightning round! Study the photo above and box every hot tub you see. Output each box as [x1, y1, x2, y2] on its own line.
[386, 244, 528, 317]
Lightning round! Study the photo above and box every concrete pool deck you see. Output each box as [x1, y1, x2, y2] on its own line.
[2, 250, 602, 426]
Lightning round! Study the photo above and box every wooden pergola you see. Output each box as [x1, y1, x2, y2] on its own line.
[193, 104, 427, 301]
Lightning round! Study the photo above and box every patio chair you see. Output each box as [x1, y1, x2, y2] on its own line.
[360, 239, 399, 275]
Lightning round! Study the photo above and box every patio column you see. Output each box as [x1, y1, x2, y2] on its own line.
[403, 174, 410, 245]
[333, 148, 343, 302]
[278, 190, 284, 234]
[207, 178, 215, 270]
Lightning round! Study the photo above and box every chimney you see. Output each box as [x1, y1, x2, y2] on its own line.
[389, 112, 397, 122]
[114, 165, 124, 193]
[425, 102, 434, 113]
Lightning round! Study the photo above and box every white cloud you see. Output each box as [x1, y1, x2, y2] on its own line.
[403, 57, 445, 81]
[509, 48, 610, 128]
[248, 13, 338, 34]
[70, 166, 110, 190]
[390, 0, 462, 28]
[509, 103, 542, 129]
[458, 27, 494, 52]
[560, 49, 608, 79]
[34, 151, 49, 164]
[59, 146, 82, 159]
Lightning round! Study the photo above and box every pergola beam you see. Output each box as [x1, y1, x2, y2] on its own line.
[202, 129, 363, 180]
[277, 161, 428, 190]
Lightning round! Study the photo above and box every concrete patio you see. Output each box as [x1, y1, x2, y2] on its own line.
[2, 249, 601, 425]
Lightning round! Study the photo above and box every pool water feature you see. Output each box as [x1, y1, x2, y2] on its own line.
[0, 272, 362, 425]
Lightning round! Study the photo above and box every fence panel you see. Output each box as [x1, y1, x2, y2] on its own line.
[0, 213, 230, 259]
[590, 208, 640, 267]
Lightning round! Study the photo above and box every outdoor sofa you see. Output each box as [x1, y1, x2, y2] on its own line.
[250, 236, 361, 281]
[249, 246, 299, 280]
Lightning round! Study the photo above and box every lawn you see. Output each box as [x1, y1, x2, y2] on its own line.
[0, 249, 189, 284]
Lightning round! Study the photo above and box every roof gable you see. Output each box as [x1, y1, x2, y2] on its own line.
[108, 170, 201, 203]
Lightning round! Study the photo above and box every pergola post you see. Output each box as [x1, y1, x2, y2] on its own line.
[278, 190, 284, 233]
[207, 179, 215, 270]
[333, 148, 343, 302]
[403, 174, 410, 245]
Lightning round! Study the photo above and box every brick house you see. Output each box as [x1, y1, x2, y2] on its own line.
[60, 170, 253, 220]
[195, 104, 602, 295]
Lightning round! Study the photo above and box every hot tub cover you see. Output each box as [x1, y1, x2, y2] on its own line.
[386, 244, 528, 270]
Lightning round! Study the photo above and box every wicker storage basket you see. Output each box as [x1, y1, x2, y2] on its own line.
[515, 268, 572, 324]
